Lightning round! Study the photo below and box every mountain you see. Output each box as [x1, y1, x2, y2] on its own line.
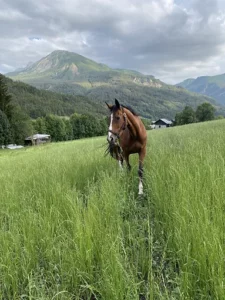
[176, 74, 225, 106]
[6, 50, 224, 119]
[7, 50, 162, 88]
[177, 78, 195, 89]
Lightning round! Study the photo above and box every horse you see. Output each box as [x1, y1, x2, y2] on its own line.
[106, 99, 147, 195]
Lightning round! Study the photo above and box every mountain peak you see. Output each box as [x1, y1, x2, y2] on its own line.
[176, 73, 225, 105]
[7, 50, 161, 85]
[7, 50, 113, 79]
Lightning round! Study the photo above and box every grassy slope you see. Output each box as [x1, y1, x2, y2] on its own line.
[1, 120, 225, 299]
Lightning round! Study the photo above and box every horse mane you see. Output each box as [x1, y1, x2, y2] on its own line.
[121, 105, 138, 116]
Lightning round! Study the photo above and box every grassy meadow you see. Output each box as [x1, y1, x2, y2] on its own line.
[1, 120, 225, 299]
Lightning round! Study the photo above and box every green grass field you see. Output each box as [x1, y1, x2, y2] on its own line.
[1, 120, 225, 299]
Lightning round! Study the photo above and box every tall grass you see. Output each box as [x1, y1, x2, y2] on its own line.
[147, 120, 225, 299]
[0, 120, 225, 299]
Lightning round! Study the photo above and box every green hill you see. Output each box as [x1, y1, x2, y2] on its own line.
[177, 74, 225, 106]
[6, 50, 224, 119]
[3, 75, 105, 118]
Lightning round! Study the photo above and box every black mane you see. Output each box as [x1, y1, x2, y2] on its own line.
[122, 105, 138, 116]
[111, 104, 138, 116]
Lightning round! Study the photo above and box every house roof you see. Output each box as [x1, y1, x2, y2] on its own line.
[25, 134, 50, 140]
[154, 118, 173, 125]
[160, 118, 173, 124]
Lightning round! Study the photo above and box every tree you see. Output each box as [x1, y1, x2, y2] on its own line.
[54, 118, 66, 141]
[175, 106, 196, 125]
[44, 115, 67, 141]
[0, 74, 14, 120]
[64, 119, 73, 140]
[32, 117, 47, 133]
[10, 107, 33, 145]
[216, 115, 224, 120]
[70, 113, 107, 139]
[81, 114, 99, 138]
[0, 110, 12, 145]
[70, 113, 85, 139]
[141, 118, 151, 130]
[196, 102, 215, 122]
[174, 111, 182, 126]
[182, 106, 196, 124]
[0, 74, 33, 145]
[98, 117, 108, 136]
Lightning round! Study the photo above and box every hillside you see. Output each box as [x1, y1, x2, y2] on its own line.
[1, 119, 225, 299]
[177, 74, 225, 106]
[6, 50, 224, 119]
[2, 75, 106, 118]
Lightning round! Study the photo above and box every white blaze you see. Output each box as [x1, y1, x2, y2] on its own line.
[108, 113, 113, 141]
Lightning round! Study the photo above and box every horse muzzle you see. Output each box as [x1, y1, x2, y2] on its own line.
[107, 130, 119, 144]
[107, 135, 118, 145]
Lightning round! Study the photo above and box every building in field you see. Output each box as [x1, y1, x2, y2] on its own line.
[152, 119, 174, 129]
[24, 134, 51, 146]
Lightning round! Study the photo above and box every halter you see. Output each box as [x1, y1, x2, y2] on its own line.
[108, 108, 127, 141]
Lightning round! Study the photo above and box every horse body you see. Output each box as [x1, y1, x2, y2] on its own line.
[106, 99, 147, 195]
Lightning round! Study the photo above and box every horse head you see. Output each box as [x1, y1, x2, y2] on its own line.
[106, 99, 127, 144]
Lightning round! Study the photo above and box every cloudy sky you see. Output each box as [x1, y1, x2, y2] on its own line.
[1, 0, 225, 84]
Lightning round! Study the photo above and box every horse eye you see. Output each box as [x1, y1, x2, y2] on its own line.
[116, 116, 120, 120]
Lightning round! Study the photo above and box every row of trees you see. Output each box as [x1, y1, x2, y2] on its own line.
[33, 114, 108, 142]
[175, 102, 217, 125]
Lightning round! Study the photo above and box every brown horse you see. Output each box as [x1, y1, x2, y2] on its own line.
[106, 99, 147, 195]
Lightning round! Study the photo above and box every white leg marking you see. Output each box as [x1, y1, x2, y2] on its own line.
[118, 160, 123, 169]
[138, 181, 143, 195]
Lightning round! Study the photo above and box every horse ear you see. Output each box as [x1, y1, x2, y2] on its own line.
[115, 99, 120, 109]
[105, 102, 112, 110]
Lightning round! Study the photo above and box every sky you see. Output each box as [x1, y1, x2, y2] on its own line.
[1, 0, 225, 84]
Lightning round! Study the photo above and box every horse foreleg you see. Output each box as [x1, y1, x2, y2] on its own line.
[124, 153, 131, 171]
[118, 155, 123, 169]
[138, 147, 146, 195]
[115, 148, 123, 170]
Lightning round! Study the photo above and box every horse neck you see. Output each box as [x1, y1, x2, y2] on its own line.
[124, 108, 140, 137]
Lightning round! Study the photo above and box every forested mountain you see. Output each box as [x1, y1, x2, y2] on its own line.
[0, 74, 108, 145]
[177, 74, 225, 106]
[6, 50, 224, 119]
[3, 76, 105, 118]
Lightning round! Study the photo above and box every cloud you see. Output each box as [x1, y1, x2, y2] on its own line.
[0, 0, 225, 83]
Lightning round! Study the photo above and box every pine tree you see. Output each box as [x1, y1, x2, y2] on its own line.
[0, 74, 14, 120]
[0, 110, 12, 145]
